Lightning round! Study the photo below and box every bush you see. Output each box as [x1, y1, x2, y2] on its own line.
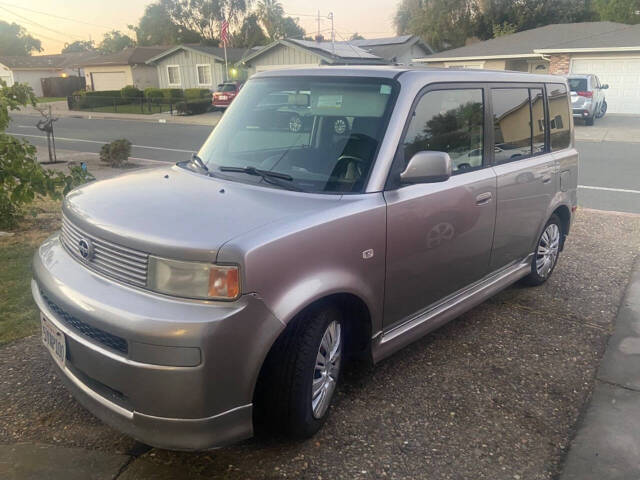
[161, 88, 184, 101]
[71, 89, 86, 96]
[121, 85, 142, 99]
[99, 139, 132, 167]
[144, 87, 163, 99]
[176, 99, 211, 115]
[85, 90, 121, 97]
[184, 88, 210, 100]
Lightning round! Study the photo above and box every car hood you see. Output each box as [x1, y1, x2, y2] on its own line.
[63, 165, 342, 262]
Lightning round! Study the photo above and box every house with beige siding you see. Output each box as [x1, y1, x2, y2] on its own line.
[414, 22, 640, 114]
[146, 45, 250, 89]
[241, 38, 387, 75]
[79, 47, 166, 91]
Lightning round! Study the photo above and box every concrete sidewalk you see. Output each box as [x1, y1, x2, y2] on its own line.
[575, 114, 640, 143]
[560, 259, 640, 479]
[20, 101, 221, 126]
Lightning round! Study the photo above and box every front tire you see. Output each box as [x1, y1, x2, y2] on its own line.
[522, 214, 562, 286]
[253, 305, 343, 438]
[585, 116, 594, 126]
[596, 100, 607, 119]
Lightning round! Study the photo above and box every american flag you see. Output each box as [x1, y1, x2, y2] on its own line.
[221, 19, 229, 46]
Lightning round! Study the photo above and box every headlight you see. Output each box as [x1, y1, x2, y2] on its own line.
[147, 256, 240, 300]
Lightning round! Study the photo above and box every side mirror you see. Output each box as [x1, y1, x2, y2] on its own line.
[602, 84, 609, 89]
[400, 151, 452, 184]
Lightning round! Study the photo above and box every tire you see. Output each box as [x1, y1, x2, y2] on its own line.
[596, 100, 607, 119]
[585, 116, 594, 126]
[253, 305, 343, 438]
[522, 214, 562, 286]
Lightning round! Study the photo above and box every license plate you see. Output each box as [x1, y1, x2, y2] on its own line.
[219, 95, 228, 100]
[41, 313, 66, 369]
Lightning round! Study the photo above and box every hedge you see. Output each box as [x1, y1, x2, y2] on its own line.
[121, 85, 143, 99]
[176, 99, 211, 115]
[184, 88, 211, 100]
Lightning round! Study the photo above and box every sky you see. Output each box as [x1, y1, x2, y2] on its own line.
[0, 0, 398, 54]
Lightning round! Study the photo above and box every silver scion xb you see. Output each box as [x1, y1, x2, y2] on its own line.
[32, 67, 578, 450]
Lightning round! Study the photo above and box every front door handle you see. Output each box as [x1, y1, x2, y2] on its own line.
[475, 192, 492, 205]
[542, 174, 552, 184]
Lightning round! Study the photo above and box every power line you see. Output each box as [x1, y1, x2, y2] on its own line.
[0, 1, 115, 29]
[0, 5, 85, 42]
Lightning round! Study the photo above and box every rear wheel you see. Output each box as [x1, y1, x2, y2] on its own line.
[522, 214, 562, 286]
[596, 100, 607, 119]
[253, 305, 343, 438]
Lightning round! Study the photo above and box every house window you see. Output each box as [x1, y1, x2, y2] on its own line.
[167, 65, 181, 86]
[196, 64, 212, 86]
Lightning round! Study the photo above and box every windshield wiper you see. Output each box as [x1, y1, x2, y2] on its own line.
[218, 166, 305, 192]
[219, 166, 292, 180]
[190, 153, 209, 173]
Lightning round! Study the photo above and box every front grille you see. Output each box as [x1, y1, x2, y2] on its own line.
[61, 214, 149, 288]
[41, 289, 128, 354]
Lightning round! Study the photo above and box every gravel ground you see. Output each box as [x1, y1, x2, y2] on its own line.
[1, 209, 639, 479]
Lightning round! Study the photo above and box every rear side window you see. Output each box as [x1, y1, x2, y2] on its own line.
[568, 78, 588, 92]
[402, 88, 484, 174]
[491, 88, 532, 164]
[547, 84, 571, 150]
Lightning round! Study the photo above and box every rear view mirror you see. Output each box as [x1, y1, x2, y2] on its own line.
[400, 151, 452, 184]
[602, 84, 609, 89]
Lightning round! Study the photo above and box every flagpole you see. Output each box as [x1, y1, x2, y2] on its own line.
[224, 43, 228, 82]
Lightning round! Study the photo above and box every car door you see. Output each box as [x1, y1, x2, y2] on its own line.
[383, 85, 497, 329]
[489, 84, 558, 270]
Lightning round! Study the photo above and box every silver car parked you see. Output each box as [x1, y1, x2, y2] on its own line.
[567, 74, 608, 125]
[33, 67, 578, 450]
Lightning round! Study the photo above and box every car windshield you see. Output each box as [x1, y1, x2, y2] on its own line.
[198, 76, 397, 193]
[218, 84, 237, 92]
[568, 78, 588, 92]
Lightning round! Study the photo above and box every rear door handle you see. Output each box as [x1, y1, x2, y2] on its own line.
[542, 174, 552, 184]
[475, 192, 492, 205]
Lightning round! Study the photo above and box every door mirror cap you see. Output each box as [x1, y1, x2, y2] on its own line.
[400, 151, 452, 184]
[602, 84, 609, 89]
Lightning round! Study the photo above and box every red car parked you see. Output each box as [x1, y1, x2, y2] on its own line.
[212, 82, 242, 109]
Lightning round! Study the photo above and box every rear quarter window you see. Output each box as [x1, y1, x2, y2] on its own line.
[568, 78, 588, 92]
[547, 83, 571, 151]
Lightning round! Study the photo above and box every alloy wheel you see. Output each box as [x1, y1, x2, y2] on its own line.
[312, 321, 341, 419]
[535, 223, 560, 278]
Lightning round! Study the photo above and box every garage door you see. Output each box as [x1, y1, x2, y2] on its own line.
[91, 71, 127, 91]
[570, 58, 640, 114]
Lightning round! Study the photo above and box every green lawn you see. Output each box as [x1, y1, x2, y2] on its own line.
[0, 199, 61, 345]
[36, 97, 66, 103]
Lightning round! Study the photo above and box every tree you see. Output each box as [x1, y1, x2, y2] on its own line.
[130, 2, 202, 46]
[274, 17, 305, 39]
[160, 0, 252, 43]
[234, 14, 268, 47]
[256, 0, 284, 39]
[0, 21, 42, 56]
[98, 30, 136, 54]
[62, 40, 95, 53]
[349, 32, 365, 40]
[593, 0, 640, 23]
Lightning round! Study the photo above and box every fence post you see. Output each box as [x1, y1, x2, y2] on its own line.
[114, 98, 117, 113]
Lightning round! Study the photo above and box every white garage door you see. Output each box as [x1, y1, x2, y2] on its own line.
[91, 71, 127, 91]
[570, 57, 640, 114]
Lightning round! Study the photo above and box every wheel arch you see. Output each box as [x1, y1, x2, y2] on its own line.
[552, 204, 571, 250]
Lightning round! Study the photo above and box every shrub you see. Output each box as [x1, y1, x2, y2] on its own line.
[176, 99, 211, 115]
[71, 89, 86, 96]
[162, 88, 184, 101]
[99, 139, 132, 167]
[144, 87, 163, 99]
[184, 88, 210, 100]
[120, 85, 142, 99]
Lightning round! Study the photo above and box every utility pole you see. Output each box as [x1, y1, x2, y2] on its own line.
[328, 12, 334, 53]
[317, 10, 320, 41]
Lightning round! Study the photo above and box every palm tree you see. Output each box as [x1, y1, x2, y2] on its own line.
[256, 0, 284, 40]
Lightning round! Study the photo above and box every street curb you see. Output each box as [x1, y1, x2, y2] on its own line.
[559, 256, 640, 479]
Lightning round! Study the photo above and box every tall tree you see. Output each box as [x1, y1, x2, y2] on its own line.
[256, 0, 284, 39]
[160, 0, 252, 43]
[62, 40, 95, 53]
[275, 17, 305, 39]
[0, 21, 42, 56]
[234, 13, 268, 47]
[349, 32, 365, 40]
[592, 0, 640, 23]
[98, 30, 136, 54]
[130, 2, 202, 46]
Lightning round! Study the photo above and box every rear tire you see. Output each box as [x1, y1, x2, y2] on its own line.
[253, 305, 343, 438]
[596, 100, 607, 119]
[522, 214, 562, 286]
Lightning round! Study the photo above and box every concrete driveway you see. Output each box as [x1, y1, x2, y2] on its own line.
[1, 209, 640, 479]
[575, 114, 640, 143]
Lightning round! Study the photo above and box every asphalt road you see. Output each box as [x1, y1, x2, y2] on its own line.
[7, 113, 640, 214]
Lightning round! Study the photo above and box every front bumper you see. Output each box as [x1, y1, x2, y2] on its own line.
[32, 234, 284, 450]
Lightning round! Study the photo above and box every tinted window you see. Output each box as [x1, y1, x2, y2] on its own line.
[491, 88, 532, 164]
[531, 88, 546, 155]
[218, 83, 237, 92]
[402, 89, 484, 174]
[547, 84, 571, 151]
[568, 78, 588, 92]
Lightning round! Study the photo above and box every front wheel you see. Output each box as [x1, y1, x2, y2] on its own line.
[253, 306, 343, 438]
[522, 214, 562, 286]
[596, 100, 607, 119]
